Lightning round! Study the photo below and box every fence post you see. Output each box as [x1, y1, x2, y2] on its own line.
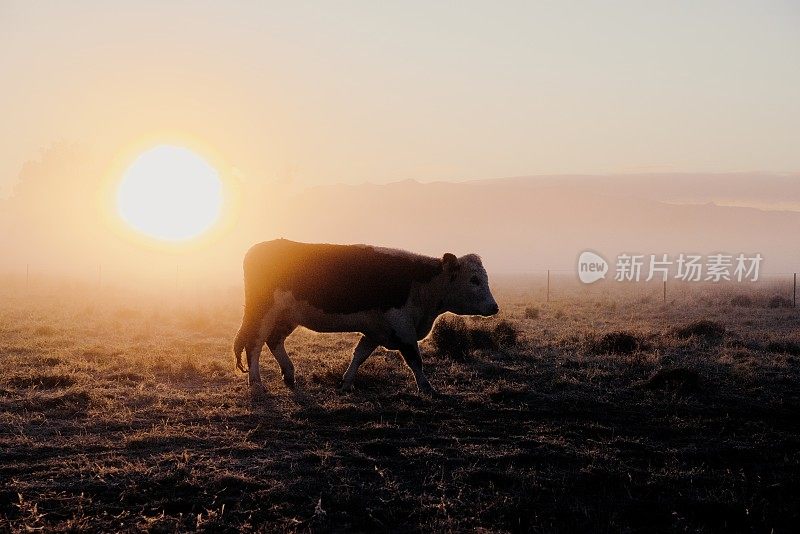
[547, 269, 550, 303]
[663, 280, 666, 303]
[794, 273, 797, 308]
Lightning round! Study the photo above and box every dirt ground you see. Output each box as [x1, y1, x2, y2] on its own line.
[1, 284, 799, 532]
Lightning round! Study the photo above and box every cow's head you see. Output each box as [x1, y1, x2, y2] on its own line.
[441, 253, 499, 316]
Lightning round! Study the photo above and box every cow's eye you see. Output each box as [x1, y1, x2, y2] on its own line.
[470, 276, 482, 286]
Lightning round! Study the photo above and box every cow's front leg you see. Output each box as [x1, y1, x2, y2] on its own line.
[340, 336, 378, 391]
[399, 342, 436, 396]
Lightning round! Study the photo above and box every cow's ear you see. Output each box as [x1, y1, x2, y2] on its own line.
[442, 253, 459, 272]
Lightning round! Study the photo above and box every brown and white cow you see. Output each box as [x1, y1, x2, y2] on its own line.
[233, 239, 498, 396]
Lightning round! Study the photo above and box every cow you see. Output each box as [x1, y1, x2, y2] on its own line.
[233, 239, 499, 396]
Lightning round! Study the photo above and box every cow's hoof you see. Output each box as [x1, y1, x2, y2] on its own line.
[250, 382, 268, 399]
[338, 381, 354, 394]
[282, 374, 296, 390]
[418, 383, 439, 397]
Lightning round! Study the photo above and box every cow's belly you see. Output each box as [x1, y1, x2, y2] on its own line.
[297, 308, 382, 334]
[279, 293, 390, 337]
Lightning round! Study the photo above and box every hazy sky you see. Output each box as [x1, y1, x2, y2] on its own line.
[2, 1, 799, 196]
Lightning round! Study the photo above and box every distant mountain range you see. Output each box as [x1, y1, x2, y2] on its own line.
[268, 173, 800, 273]
[479, 173, 800, 209]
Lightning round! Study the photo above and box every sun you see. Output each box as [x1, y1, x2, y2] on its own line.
[117, 145, 223, 241]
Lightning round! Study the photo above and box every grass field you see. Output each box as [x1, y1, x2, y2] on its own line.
[1, 283, 799, 532]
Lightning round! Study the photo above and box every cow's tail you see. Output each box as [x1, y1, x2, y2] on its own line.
[234, 253, 261, 373]
[234, 294, 263, 373]
[233, 323, 249, 373]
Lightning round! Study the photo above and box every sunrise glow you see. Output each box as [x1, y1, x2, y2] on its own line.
[117, 145, 222, 241]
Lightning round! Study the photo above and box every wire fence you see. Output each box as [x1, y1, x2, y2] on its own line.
[492, 270, 798, 308]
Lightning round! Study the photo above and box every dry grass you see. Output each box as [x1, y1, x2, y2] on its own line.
[1, 286, 799, 532]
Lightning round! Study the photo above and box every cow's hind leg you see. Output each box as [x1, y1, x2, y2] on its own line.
[248, 307, 282, 398]
[246, 340, 267, 397]
[267, 325, 297, 389]
[340, 336, 378, 391]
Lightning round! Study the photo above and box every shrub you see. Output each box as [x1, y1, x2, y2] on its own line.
[468, 328, 496, 350]
[431, 317, 520, 358]
[590, 331, 641, 355]
[431, 316, 471, 359]
[524, 306, 539, 319]
[674, 320, 725, 340]
[173, 358, 203, 380]
[730, 294, 753, 307]
[492, 320, 520, 348]
[768, 295, 792, 309]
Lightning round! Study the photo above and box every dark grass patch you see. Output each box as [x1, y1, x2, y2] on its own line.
[644, 367, 701, 393]
[768, 295, 793, 309]
[765, 341, 800, 356]
[126, 433, 196, 450]
[362, 441, 399, 457]
[588, 331, 643, 355]
[730, 294, 753, 307]
[489, 386, 534, 403]
[107, 371, 146, 383]
[464, 469, 517, 490]
[674, 320, 725, 340]
[524, 306, 540, 319]
[8, 373, 76, 390]
[210, 473, 264, 496]
[35, 389, 92, 413]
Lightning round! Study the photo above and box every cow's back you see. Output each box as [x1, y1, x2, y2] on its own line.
[244, 239, 442, 314]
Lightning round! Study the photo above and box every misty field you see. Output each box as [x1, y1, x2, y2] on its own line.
[1, 282, 799, 532]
